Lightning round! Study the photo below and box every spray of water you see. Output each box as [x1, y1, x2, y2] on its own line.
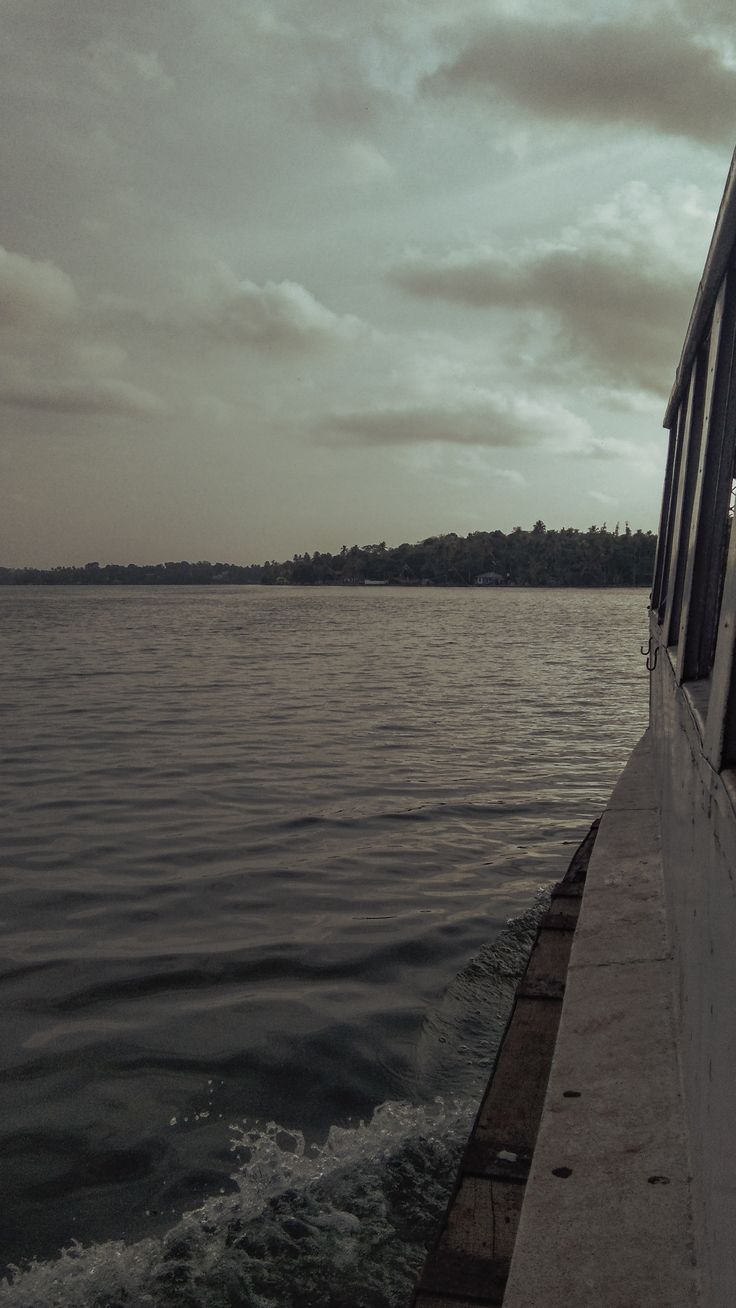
[0, 896, 548, 1308]
[1, 1099, 470, 1308]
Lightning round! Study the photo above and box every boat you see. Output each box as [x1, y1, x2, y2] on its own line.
[412, 147, 736, 1306]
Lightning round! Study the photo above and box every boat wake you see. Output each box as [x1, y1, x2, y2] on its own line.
[0, 895, 549, 1308]
[1, 1100, 471, 1308]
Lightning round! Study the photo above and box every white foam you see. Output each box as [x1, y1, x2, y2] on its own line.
[0, 1097, 471, 1308]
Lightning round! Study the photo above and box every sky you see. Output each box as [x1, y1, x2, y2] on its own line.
[1, 0, 734, 567]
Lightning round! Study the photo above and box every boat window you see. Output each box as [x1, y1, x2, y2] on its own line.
[654, 401, 688, 629]
[651, 424, 677, 620]
[709, 445, 736, 673]
[665, 340, 709, 648]
[665, 275, 736, 689]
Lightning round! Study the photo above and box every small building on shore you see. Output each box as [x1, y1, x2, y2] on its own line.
[474, 571, 505, 586]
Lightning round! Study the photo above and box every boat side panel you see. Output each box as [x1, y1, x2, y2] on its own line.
[651, 645, 736, 1307]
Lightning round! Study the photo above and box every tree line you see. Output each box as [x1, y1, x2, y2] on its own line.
[0, 560, 264, 586]
[261, 522, 655, 587]
[1, 523, 656, 588]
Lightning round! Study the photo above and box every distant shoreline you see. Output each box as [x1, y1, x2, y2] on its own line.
[0, 577, 651, 590]
[0, 523, 657, 589]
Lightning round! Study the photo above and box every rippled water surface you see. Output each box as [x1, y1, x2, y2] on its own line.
[0, 585, 649, 1304]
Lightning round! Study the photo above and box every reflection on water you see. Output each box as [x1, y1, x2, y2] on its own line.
[0, 585, 649, 1299]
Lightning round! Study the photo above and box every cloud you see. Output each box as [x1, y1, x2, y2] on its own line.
[310, 75, 390, 132]
[0, 378, 167, 417]
[0, 247, 78, 332]
[87, 39, 174, 96]
[390, 184, 702, 394]
[593, 387, 663, 415]
[496, 468, 527, 487]
[394, 246, 689, 390]
[675, 0, 735, 30]
[118, 272, 368, 353]
[0, 247, 167, 419]
[589, 489, 618, 506]
[203, 278, 364, 349]
[343, 140, 394, 184]
[321, 389, 591, 450]
[424, 17, 736, 144]
[303, 23, 416, 132]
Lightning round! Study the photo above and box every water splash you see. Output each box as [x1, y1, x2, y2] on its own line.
[0, 1099, 470, 1308]
[0, 898, 548, 1308]
[414, 886, 550, 1096]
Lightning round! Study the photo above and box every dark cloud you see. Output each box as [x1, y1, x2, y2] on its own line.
[309, 62, 395, 133]
[676, 0, 734, 27]
[392, 241, 694, 394]
[321, 392, 589, 449]
[0, 0, 708, 559]
[424, 17, 736, 144]
[0, 378, 166, 416]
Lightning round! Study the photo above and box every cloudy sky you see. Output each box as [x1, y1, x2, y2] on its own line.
[1, 0, 734, 566]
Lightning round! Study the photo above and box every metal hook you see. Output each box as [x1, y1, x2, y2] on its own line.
[641, 635, 658, 672]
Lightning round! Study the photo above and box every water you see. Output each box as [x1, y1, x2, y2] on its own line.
[0, 585, 649, 1304]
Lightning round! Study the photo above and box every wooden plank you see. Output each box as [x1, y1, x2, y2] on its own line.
[414, 1298, 482, 1308]
[411, 819, 601, 1308]
[475, 996, 563, 1151]
[549, 884, 584, 900]
[518, 978, 565, 1001]
[462, 1137, 532, 1183]
[524, 927, 574, 981]
[556, 819, 599, 888]
[542, 906, 580, 930]
[545, 897, 581, 926]
[519, 927, 573, 1000]
[418, 1250, 509, 1304]
[439, 1175, 524, 1262]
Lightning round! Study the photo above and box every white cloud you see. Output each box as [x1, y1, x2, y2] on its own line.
[192, 394, 235, 425]
[343, 140, 394, 184]
[0, 247, 78, 332]
[87, 40, 174, 96]
[121, 270, 369, 353]
[0, 247, 166, 419]
[72, 342, 128, 376]
[202, 278, 364, 349]
[496, 468, 527, 487]
[592, 387, 663, 415]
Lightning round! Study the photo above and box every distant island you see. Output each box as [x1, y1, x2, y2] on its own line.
[0, 523, 656, 588]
